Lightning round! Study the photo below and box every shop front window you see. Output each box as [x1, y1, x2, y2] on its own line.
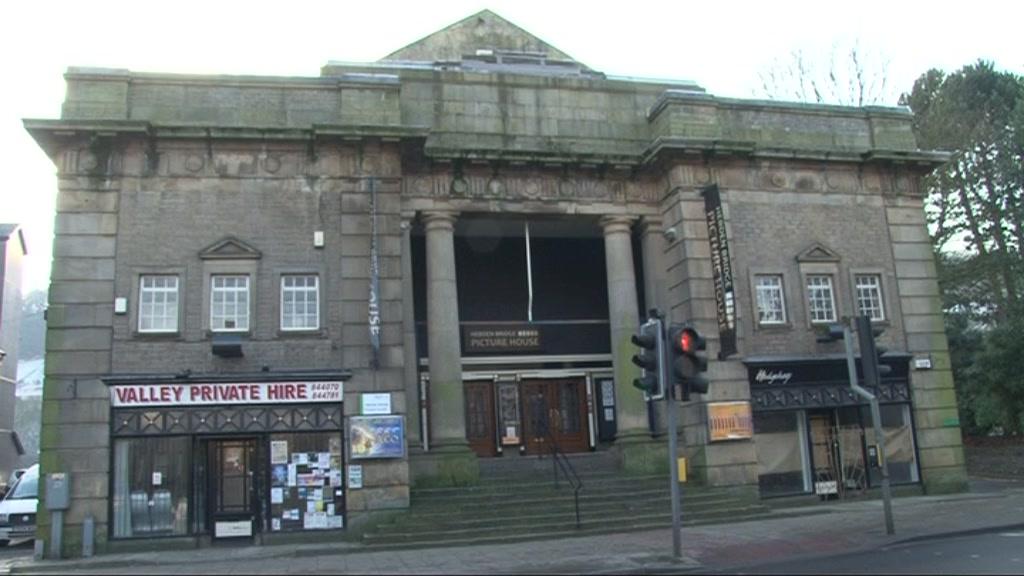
[112, 436, 190, 538]
[754, 411, 810, 497]
[864, 404, 919, 486]
[267, 432, 345, 532]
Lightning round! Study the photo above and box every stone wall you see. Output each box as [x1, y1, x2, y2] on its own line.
[661, 161, 759, 489]
[38, 135, 411, 555]
[38, 140, 121, 556]
[883, 196, 968, 494]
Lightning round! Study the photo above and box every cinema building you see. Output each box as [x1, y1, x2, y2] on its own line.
[26, 10, 967, 554]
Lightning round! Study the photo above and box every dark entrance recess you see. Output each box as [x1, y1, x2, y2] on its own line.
[521, 379, 589, 455]
[207, 438, 260, 538]
[411, 217, 614, 359]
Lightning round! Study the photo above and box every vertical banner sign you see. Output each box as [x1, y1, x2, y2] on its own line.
[368, 177, 382, 370]
[701, 184, 738, 359]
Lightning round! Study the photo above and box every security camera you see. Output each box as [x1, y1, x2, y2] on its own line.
[663, 227, 678, 242]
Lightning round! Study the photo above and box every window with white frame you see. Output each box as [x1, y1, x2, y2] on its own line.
[211, 275, 250, 332]
[281, 275, 319, 330]
[139, 275, 179, 333]
[855, 274, 885, 321]
[755, 275, 787, 325]
[806, 275, 837, 323]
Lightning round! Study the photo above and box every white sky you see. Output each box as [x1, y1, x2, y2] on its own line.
[2, 0, 1021, 293]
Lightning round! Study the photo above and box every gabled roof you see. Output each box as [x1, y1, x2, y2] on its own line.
[382, 9, 576, 63]
[796, 242, 841, 263]
[199, 237, 262, 260]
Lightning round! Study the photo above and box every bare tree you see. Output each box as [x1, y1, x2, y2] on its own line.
[756, 41, 895, 107]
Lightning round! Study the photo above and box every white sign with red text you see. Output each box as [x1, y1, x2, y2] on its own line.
[110, 381, 344, 407]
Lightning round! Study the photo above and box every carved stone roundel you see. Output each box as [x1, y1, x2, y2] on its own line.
[263, 155, 282, 174]
[185, 155, 205, 173]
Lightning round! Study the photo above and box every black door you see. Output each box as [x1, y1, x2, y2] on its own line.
[207, 438, 260, 538]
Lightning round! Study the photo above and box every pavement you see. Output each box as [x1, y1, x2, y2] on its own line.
[4, 476, 1024, 575]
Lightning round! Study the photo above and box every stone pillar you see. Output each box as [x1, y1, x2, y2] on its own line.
[401, 211, 421, 449]
[640, 216, 669, 435]
[640, 217, 669, 314]
[412, 210, 478, 486]
[601, 215, 663, 473]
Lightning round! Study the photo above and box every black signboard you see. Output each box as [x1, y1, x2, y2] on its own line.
[701, 184, 737, 359]
[368, 177, 381, 369]
[463, 325, 542, 354]
[744, 355, 913, 412]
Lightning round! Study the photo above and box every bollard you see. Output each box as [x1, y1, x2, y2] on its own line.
[82, 515, 94, 557]
[34, 539, 45, 561]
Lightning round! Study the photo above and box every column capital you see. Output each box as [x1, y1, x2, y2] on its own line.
[422, 210, 459, 231]
[639, 216, 664, 236]
[599, 214, 637, 235]
[400, 210, 417, 230]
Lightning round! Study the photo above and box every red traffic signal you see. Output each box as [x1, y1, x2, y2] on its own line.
[668, 324, 709, 400]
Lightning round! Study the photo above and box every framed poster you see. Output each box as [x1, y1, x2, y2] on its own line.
[707, 401, 754, 442]
[349, 415, 405, 459]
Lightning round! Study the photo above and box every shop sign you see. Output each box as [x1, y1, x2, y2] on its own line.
[360, 393, 392, 415]
[215, 520, 253, 538]
[701, 184, 738, 359]
[349, 415, 405, 459]
[109, 381, 344, 407]
[815, 481, 838, 495]
[707, 401, 754, 442]
[752, 369, 794, 386]
[464, 325, 542, 353]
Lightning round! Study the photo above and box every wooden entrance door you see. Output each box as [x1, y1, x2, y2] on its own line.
[521, 378, 589, 454]
[465, 381, 497, 457]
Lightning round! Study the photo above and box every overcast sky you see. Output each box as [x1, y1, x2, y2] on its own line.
[2, 0, 1021, 293]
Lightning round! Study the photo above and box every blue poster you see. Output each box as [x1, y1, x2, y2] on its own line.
[350, 415, 405, 459]
[271, 465, 288, 487]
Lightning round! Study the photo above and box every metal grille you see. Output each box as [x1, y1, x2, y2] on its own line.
[752, 382, 910, 412]
[112, 404, 343, 437]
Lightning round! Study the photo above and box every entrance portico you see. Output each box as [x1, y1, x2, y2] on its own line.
[411, 210, 662, 478]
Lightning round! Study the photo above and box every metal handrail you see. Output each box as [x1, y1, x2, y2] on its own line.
[542, 421, 583, 529]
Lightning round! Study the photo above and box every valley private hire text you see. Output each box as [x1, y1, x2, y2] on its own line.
[112, 382, 342, 406]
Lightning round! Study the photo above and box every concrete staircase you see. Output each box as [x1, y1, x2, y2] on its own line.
[361, 453, 774, 549]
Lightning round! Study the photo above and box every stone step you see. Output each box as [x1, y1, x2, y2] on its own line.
[362, 505, 774, 546]
[406, 488, 733, 513]
[478, 452, 621, 478]
[411, 475, 706, 499]
[377, 496, 746, 532]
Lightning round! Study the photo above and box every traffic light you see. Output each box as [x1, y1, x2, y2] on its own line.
[631, 318, 665, 400]
[855, 316, 891, 386]
[668, 324, 709, 401]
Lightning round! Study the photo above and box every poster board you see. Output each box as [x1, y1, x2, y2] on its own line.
[349, 415, 405, 459]
[707, 401, 754, 442]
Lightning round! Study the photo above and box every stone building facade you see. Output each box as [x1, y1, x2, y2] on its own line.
[26, 10, 966, 555]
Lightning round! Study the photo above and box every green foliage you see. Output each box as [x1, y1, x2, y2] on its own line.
[906, 62, 1024, 435]
[906, 61, 1024, 323]
[963, 312, 1024, 434]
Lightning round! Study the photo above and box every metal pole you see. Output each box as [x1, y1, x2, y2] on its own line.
[661, 316, 682, 559]
[49, 510, 62, 560]
[844, 320, 895, 535]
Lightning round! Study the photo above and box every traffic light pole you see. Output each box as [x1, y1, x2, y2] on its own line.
[660, 316, 683, 559]
[842, 320, 895, 535]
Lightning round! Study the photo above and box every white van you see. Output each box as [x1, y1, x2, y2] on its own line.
[0, 464, 38, 545]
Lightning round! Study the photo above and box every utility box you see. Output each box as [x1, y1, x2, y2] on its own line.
[45, 473, 70, 511]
